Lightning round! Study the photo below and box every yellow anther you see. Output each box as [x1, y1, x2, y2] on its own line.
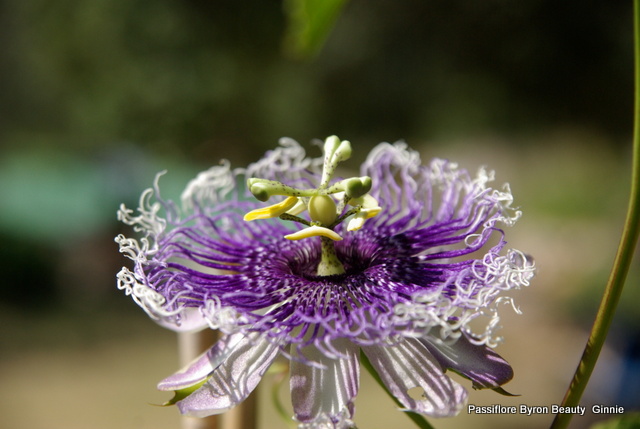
[286, 198, 308, 216]
[349, 194, 378, 208]
[243, 196, 299, 221]
[362, 206, 382, 218]
[347, 206, 381, 231]
[284, 225, 343, 241]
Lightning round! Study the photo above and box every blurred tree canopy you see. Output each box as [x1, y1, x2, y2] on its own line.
[0, 0, 638, 342]
[0, 0, 634, 163]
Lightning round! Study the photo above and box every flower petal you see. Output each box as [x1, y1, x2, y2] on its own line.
[175, 334, 280, 417]
[158, 333, 245, 391]
[361, 338, 467, 417]
[420, 334, 514, 390]
[290, 338, 360, 425]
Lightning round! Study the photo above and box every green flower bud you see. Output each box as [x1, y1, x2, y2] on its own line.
[344, 176, 372, 199]
[248, 180, 271, 202]
[323, 135, 341, 157]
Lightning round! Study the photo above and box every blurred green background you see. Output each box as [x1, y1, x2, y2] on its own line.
[1, 0, 639, 428]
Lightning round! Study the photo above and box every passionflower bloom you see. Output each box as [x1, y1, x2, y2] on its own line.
[116, 136, 534, 428]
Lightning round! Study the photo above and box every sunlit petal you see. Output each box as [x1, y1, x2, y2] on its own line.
[362, 338, 467, 417]
[176, 334, 280, 417]
[290, 338, 360, 425]
[421, 334, 514, 390]
[158, 333, 245, 391]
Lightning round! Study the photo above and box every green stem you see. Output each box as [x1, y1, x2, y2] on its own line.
[360, 352, 435, 429]
[331, 206, 361, 228]
[270, 363, 296, 428]
[550, 2, 640, 427]
[317, 236, 346, 276]
[279, 213, 312, 226]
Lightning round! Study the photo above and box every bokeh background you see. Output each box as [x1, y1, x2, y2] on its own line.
[1, 0, 639, 428]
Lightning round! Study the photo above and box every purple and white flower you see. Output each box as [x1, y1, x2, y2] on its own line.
[116, 136, 535, 428]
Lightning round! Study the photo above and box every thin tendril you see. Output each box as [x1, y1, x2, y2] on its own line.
[550, 2, 640, 427]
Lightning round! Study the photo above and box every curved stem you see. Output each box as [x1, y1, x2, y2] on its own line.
[550, 2, 640, 427]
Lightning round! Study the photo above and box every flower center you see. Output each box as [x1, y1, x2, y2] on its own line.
[243, 136, 382, 276]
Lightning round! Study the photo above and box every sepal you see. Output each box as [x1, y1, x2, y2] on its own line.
[162, 378, 209, 406]
[490, 386, 519, 397]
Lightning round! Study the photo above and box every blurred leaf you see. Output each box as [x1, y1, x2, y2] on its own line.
[267, 361, 296, 428]
[283, 0, 349, 59]
[590, 413, 640, 429]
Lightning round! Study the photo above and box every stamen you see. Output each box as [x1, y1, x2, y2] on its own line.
[284, 225, 343, 241]
[347, 206, 382, 231]
[243, 196, 299, 221]
[244, 136, 381, 276]
[349, 193, 379, 209]
[286, 198, 308, 216]
[346, 194, 382, 231]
